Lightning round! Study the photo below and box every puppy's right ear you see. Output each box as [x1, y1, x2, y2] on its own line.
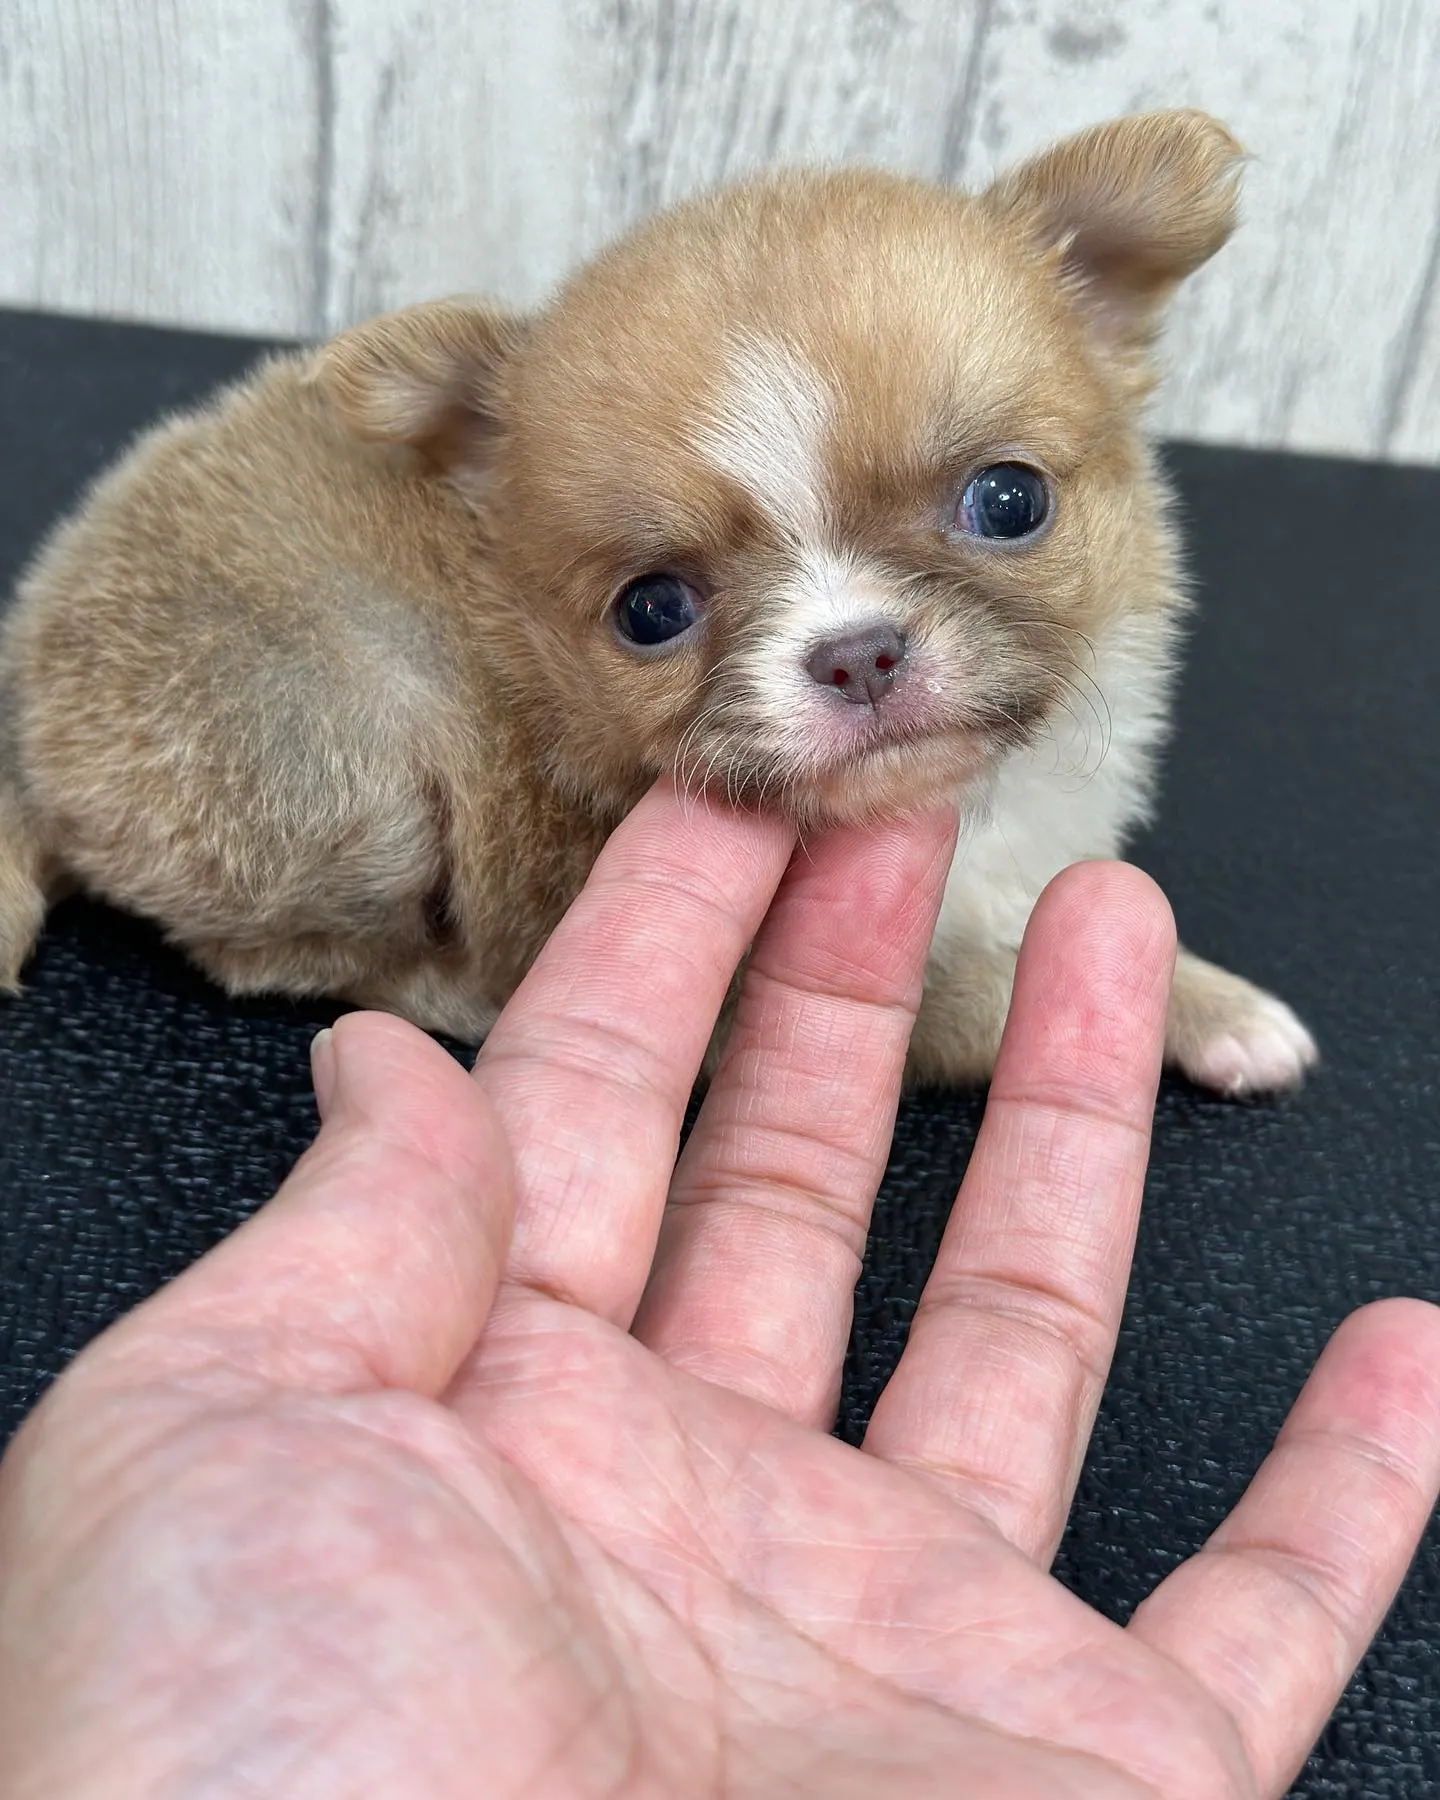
[311, 298, 529, 472]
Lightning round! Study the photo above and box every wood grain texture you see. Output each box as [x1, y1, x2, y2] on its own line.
[2, 0, 1438, 460]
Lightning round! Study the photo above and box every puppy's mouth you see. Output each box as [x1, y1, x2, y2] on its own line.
[674, 667, 1048, 826]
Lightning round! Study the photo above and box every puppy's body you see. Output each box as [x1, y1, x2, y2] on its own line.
[0, 113, 1316, 1093]
[0, 358, 611, 1040]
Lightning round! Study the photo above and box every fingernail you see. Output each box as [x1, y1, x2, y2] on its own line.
[310, 1027, 336, 1119]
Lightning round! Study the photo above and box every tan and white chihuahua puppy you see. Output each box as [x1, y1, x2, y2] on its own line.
[0, 110, 1315, 1094]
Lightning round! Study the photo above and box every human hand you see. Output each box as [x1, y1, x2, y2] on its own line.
[2, 784, 1437, 1799]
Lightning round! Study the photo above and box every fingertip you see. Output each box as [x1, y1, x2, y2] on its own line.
[1335, 1293, 1440, 1342]
[1026, 862, 1177, 1019]
[310, 1027, 335, 1119]
[1036, 857, 1173, 1006]
[1270, 1298, 1440, 1521]
[318, 1010, 479, 1133]
[1032, 860, 1177, 959]
[994, 862, 1176, 1116]
[1317, 1297, 1440, 1433]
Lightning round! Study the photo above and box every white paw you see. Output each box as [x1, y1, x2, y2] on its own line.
[1180, 991, 1318, 1098]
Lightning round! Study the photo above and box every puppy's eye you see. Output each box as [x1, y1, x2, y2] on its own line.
[956, 464, 1050, 540]
[614, 573, 701, 648]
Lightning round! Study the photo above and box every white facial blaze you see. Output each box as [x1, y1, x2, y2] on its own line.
[774, 547, 895, 652]
[692, 336, 831, 543]
[696, 336, 913, 729]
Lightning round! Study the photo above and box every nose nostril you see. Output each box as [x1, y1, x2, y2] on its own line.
[805, 621, 908, 705]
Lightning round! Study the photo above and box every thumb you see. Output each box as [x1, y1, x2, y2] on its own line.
[89, 1011, 516, 1400]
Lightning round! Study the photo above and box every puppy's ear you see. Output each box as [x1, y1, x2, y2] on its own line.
[311, 298, 529, 470]
[984, 109, 1243, 354]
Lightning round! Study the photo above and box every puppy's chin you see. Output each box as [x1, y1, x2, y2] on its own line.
[684, 727, 1003, 830]
[809, 732, 1000, 825]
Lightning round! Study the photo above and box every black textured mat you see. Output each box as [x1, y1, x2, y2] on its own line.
[1, 308, 1437, 1796]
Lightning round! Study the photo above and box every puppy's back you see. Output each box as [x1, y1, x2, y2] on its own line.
[0, 353, 495, 994]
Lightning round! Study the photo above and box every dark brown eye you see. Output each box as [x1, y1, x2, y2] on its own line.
[956, 465, 1050, 540]
[614, 574, 701, 647]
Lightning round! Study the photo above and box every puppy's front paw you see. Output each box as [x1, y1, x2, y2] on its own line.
[1167, 949, 1318, 1098]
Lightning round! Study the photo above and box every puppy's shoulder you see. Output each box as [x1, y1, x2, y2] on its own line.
[7, 345, 484, 651]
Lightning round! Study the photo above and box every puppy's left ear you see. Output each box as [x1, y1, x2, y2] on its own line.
[984, 109, 1243, 356]
[310, 297, 530, 473]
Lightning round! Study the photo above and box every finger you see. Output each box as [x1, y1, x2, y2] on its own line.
[1129, 1297, 1440, 1798]
[84, 1011, 514, 1399]
[632, 807, 957, 1425]
[864, 861, 1174, 1562]
[473, 779, 795, 1323]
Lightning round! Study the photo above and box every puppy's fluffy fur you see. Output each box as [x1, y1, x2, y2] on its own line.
[0, 110, 1316, 1094]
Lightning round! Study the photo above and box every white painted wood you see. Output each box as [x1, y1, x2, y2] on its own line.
[0, 0, 322, 330]
[2, 0, 1438, 462]
[949, 0, 1440, 463]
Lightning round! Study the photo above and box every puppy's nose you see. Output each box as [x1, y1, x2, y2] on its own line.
[805, 623, 908, 705]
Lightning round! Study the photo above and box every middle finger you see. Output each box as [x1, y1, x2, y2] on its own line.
[633, 807, 958, 1425]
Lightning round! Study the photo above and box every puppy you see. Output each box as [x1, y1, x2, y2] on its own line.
[0, 109, 1316, 1095]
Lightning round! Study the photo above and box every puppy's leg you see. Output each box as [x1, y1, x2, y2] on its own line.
[905, 943, 1017, 1089]
[346, 962, 500, 1045]
[908, 938, 1316, 1098]
[0, 780, 47, 992]
[1166, 946, 1317, 1097]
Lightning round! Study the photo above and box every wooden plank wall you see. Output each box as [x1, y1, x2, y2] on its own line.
[2, 0, 1437, 461]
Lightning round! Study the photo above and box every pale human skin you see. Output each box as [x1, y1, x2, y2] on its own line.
[0, 785, 1437, 1800]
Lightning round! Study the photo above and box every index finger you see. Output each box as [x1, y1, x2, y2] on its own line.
[472, 779, 795, 1323]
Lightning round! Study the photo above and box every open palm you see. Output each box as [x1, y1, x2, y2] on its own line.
[3, 786, 1437, 1800]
